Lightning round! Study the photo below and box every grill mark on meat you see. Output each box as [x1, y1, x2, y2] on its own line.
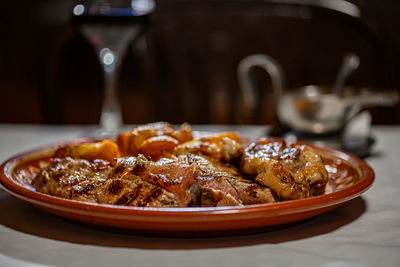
[126, 184, 143, 205]
[115, 194, 129, 205]
[114, 164, 126, 174]
[138, 187, 162, 207]
[74, 184, 95, 195]
[108, 179, 123, 194]
[115, 184, 143, 205]
[131, 163, 146, 175]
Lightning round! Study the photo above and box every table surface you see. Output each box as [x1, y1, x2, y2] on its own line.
[0, 124, 399, 267]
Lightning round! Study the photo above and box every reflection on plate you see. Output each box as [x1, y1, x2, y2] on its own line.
[0, 138, 374, 236]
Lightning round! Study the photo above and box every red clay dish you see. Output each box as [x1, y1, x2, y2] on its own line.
[0, 138, 374, 236]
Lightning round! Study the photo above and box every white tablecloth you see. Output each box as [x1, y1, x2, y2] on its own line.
[0, 124, 399, 267]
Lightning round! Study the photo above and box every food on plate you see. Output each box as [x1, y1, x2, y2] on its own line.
[178, 153, 275, 206]
[54, 140, 120, 162]
[32, 155, 195, 207]
[117, 122, 192, 160]
[31, 122, 329, 207]
[173, 132, 243, 163]
[240, 138, 328, 200]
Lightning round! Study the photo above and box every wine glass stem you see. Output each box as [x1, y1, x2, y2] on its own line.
[99, 50, 123, 133]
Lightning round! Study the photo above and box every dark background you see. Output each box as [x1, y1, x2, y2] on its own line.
[1, 0, 399, 125]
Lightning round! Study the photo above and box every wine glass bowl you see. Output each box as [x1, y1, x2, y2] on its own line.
[71, 0, 155, 135]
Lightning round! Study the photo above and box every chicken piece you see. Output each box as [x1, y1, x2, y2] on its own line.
[117, 122, 193, 160]
[179, 153, 275, 206]
[173, 131, 272, 206]
[54, 140, 120, 162]
[240, 138, 328, 200]
[32, 155, 195, 207]
[173, 132, 243, 163]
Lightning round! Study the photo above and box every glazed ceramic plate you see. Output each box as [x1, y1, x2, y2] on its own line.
[0, 137, 374, 236]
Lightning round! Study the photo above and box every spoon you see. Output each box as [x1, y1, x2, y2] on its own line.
[332, 52, 360, 97]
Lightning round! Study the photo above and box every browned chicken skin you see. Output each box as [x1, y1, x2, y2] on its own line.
[240, 138, 329, 200]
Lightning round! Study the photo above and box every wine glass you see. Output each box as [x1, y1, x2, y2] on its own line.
[71, 0, 155, 135]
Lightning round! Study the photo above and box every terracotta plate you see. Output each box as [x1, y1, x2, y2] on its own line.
[0, 137, 374, 236]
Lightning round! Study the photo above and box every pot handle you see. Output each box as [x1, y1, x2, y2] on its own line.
[355, 90, 399, 108]
[237, 54, 285, 117]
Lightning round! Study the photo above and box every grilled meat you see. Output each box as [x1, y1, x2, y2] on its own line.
[240, 138, 328, 200]
[32, 155, 195, 207]
[173, 132, 275, 206]
[179, 153, 276, 206]
[32, 122, 329, 207]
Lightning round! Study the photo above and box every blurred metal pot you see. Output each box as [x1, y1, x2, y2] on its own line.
[238, 54, 398, 134]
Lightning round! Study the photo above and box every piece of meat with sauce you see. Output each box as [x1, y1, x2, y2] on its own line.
[117, 122, 193, 160]
[240, 138, 328, 200]
[32, 155, 195, 207]
[54, 140, 120, 162]
[173, 132, 243, 163]
[179, 153, 276, 206]
[173, 132, 274, 206]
